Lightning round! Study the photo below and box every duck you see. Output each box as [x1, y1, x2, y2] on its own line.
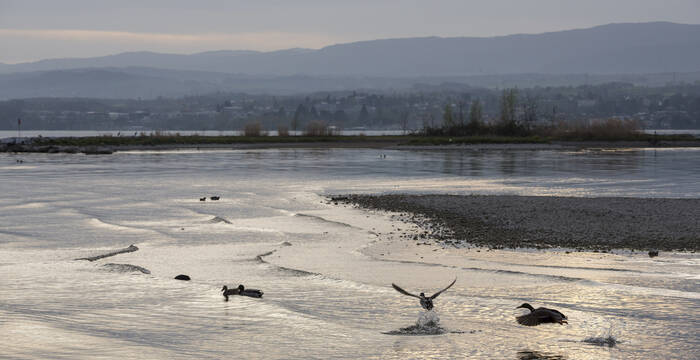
[199, 197, 206, 201]
[392, 278, 456, 310]
[515, 303, 567, 326]
[221, 284, 264, 301]
[210, 196, 220, 201]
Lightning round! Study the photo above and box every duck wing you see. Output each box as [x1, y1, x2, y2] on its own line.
[516, 312, 546, 326]
[392, 283, 421, 299]
[429, 278, 456, 299]
[240, 289, 263, 298]
[543, 307, 567, 320]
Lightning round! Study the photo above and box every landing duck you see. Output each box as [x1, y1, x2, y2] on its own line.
[392, 278, 456, 310]
[516, 303, 567, 326]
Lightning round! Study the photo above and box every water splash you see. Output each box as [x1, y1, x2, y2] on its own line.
[583, 325, 618, 347]
[384, 310, 447, 335]
[416, 310, 440, 328]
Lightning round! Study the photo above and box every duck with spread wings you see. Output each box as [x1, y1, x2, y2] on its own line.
[391, 278, 456, 310]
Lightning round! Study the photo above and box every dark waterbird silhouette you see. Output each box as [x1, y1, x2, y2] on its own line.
[221, 285, 263, 301]
[517, 350, 565, 360]
[392, 278, 456, 310]
[199, 197, 206, 202]
[174, 274, 190, 281]
[516, 303, 567, 326]
[210, 196, 220, 201]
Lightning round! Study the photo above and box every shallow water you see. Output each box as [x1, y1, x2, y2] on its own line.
[1, 148, 698, 359]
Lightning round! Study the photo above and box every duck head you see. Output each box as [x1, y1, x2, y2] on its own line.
[516, 303, 535, 312]
[221, 285, 228, 292]
[419, 292, 426, 298]
[238, 284, 245, 291]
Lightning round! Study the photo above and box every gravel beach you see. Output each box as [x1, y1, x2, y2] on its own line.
[337, 194, 700, 251]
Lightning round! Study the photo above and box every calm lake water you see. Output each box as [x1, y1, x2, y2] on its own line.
[1, 148, 698, 359]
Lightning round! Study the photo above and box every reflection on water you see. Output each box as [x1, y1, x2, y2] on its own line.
[0, 148, 698, 359]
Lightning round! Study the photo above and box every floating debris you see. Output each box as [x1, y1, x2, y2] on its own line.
[76, 244, 139, 261]
[102, 263, 150, 274]
[208, 216, 232, 224]
[583, 335, 618, 347]
[517, 350, 565, 360]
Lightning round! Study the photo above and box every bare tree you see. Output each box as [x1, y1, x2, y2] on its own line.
[443, 104, 455, 128]
[469, 99, 483, 129]
[400, 111, 410, 135]
[499, 88, 518, 134]
[458, 101, 465, 127]
[521, 95, 539, 130]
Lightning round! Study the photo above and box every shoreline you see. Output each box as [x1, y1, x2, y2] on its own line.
[2, 137, 700, 154]
[334, 194, 700, 252]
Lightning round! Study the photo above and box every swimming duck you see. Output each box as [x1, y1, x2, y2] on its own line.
[516, 303, 568, 326]
[221, 285, 264, 301]
[199, 197, 206, 201]
[210, 196, 220, 201]
[392, 278, 456, 310]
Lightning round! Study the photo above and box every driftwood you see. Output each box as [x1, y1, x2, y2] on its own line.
[76, 244, 139, 261]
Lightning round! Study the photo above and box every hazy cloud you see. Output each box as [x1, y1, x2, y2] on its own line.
[0, 29, 347, 63]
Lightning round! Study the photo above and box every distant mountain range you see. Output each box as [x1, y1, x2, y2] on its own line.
[1, 22, 699, 99]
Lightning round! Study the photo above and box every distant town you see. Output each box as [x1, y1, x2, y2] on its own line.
[2, 82, 699, 132]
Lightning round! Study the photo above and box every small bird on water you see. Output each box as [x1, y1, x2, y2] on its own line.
[221, 284, 264, 301]
[515, 303, 568, 326]
[392, 278, 456, 310]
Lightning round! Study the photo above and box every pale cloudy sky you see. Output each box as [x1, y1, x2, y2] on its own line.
[1, 0, 699, 63]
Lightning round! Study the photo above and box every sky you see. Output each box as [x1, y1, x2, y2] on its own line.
[1, 0, 699, 64]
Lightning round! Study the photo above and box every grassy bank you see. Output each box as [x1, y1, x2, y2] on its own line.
[25, 132, 697, 148]
[31, 134, 380, 147]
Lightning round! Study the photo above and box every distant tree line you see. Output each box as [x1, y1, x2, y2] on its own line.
[2, 82, 700, 131]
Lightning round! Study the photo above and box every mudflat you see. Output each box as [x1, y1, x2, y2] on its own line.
[339, 194, 700, 251]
